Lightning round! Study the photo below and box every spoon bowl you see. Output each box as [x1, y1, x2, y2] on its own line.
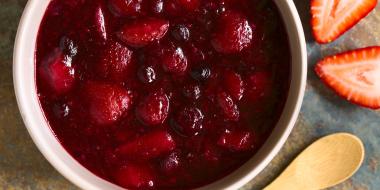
[265, 133, 365, 190]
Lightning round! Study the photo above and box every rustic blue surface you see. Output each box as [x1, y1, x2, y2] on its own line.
[0, 0, 379, 189]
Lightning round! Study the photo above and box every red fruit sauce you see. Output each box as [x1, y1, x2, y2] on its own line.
[36, 0, 291, 189]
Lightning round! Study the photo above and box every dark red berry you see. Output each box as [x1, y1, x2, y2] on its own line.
[96, 40, 133, 82]
[173, 106, 204, 136]
[223, 70, 244, 100]
[171, 24, 190, 42]
[182, 84, 201, 100]
[136, 90, 170, 125]
[38, 48, 75, 96]
[83, 82, 133, 126]
[190, 65, 211, 81]
[216, 92, 239, 121]
[211, 11, 253, 53]
[162, 47, 188, 74]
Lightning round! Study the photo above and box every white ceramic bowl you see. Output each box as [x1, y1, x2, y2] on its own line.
[13, 0, 307, 189]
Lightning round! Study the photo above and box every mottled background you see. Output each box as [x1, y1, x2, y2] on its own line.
[0, 0, 379, 189]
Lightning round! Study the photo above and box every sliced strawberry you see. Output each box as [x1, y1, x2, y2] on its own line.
[117, 130, 176, 159]
[38, 48, 75, 96]
[315, 46, 380, 109]
[311, 0, 377, 44]
[96, 40, 133, 82]
[117, 18, 169, 47]
[83, 82, 133, 126]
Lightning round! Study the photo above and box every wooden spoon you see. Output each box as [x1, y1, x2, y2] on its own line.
[264, 133, 364, 190]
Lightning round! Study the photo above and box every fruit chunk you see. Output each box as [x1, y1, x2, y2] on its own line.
[162, 47, 188, 74]
[114, 163, 155, 188]
[216, 92, 239, 121]
[311, 0, 377, 43]
[117, 18, 169, 47]
[83, 82, 132, 126]
[136, 90, 170, 125]
[108, 0, 143, 16]
[38, 48, 75, 95]
[96, 40, 133, 82]
[211, 11, 253, 53]
[92, 3, 107, 41]
[223, 70, 244, 101]
[217, 129, 255, 151]
[173, 106, 204, 136]
[117, 130, 176, 159]
[246, 71, 272, 102]
[315, 46, 380, 109]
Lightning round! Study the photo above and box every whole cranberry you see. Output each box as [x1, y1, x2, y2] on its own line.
[173, 106, 204, 136]
[136, 90, 170, 125]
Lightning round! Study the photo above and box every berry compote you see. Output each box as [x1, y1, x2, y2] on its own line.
[36, 0, 291, 189]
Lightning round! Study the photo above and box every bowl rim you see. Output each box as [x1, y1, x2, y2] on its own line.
[13, 0, 307, 189]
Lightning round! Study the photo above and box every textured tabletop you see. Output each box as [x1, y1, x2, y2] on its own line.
[0, 0, 379, 189]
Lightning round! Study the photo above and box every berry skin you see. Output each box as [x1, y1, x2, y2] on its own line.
[216, 92, 240, 121]
[83, 82, 133, 126]
[38, 48, 75, 96]
[96, 40, 133, 82]
[161, 47, 188, 75]
[223, 70, 244, 101]
[173, 106, 204, 136]
[211, 11, 253, 53]
[136, 90, 170, 125]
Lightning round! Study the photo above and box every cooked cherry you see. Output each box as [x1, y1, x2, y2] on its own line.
[173, 106, 204, 136]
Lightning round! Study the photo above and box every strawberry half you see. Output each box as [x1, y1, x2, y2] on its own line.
[311, 0, 377, 44]
[315, 46, 380, 109]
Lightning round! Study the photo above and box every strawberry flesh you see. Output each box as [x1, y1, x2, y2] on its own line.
[315, 46, 380, 109]
[117, 18, 170, 47]
[83, 82, 133, 126]
[96, 40, 133, 82]
[311, 0, 377, 43]
[117, 130, 176, 159]
[114, 163, 155, 188]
